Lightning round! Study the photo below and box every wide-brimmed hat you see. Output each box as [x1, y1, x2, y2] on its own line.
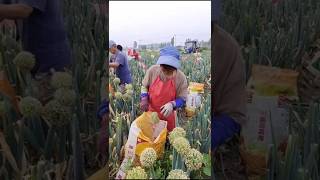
[156, 46, 181, 69]
[109, 40, 116, 48]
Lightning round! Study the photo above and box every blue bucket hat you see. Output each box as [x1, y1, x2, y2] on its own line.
[156, 46, 181, 69]
[109, 40, 116, 49]
[213, 0, 221, 22]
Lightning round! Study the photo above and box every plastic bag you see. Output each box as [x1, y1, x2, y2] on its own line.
[240, 95, 282, 176]
[185, 82, 204, 117]
[247, 64, 298, 97]
[241, 65, 297, 177]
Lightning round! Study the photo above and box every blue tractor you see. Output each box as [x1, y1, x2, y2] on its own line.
[184, 40, 200, 54]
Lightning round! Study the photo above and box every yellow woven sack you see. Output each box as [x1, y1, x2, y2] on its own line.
[116, 112, 167, 179]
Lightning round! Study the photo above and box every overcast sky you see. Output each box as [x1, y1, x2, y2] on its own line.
[109, 1, 211, 47]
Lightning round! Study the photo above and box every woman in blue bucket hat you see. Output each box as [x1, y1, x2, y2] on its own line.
[140, 46, 188, 132]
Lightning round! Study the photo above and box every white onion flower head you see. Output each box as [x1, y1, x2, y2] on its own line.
[184, 148, 203, 171]
[140, 148, 157, 168]
[172, 137, 191, 157]
[19, 96, 42, 118]
[113, 77, 120, 85]
[122, 93, 132, 102]
[125, 166, 148, 179]
[125, 84, 133, 90]
[54, 88, 76, 106]
[126, 89, 134, 96]
[168, 127, 186, 144]
[13, 51, 35, 71]
[42, 100, 72, 127]
[51, 72, 73, 89]
[167, 169, 189, 179]
[115, 92, 122, 100]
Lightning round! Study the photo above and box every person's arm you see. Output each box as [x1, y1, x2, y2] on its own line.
[219, 33, 246, 125]
[212, 25, 246, 151]
[173, 72, 188, 108]
[140, 66, 154, 111]
[0, 4, 33, 19]
[109, 53, 125, 69]
[109, 62, 120, 68]
[212, 114, 241, 151]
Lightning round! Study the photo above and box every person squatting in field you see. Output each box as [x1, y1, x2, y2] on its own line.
[140, 46, 188, 132]
[212, 0, 247, 177]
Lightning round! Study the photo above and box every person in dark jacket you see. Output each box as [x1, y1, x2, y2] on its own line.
[212, 0, 247, 178]
[212, 0, 245, 152]
[0, 0, 72, 103]
[0, 0, 71, 74]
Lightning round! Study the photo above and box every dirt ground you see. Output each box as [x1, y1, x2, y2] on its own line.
[214, 138, 248, 180]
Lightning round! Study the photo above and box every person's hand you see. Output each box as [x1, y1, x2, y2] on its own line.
[140, 95, 149, 112]
[212, 114, 241, 150]
[0, 19, 15, 29]
[160, 102, 174, 117]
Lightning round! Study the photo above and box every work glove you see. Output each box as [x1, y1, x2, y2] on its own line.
[174, 97, 185, 108]
[212, 114, 241, 151]
[160, 101, 174, 117]
[96, 99, 109, 120]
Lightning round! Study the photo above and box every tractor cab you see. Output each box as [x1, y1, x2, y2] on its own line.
[184, 40, 200, 54]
